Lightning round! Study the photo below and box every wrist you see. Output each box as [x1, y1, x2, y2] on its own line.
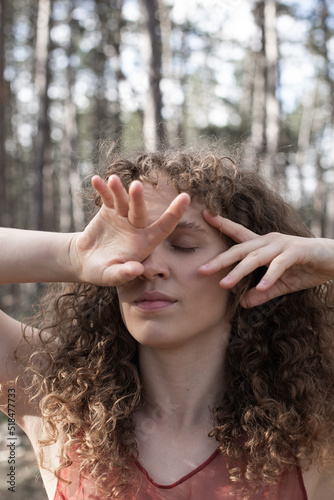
[66, 233, 85, 283]
[31, 231, 80, 283]
[0, 229, 81, 285]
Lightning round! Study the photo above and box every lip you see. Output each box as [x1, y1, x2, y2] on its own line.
[134, 291, 177, 312]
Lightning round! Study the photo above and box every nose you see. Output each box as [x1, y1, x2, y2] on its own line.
[141, 245, 170, 280]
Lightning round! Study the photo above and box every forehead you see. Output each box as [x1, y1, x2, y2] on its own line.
[143, 176, 203, 224]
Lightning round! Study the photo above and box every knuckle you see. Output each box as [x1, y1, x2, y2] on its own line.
[232, 226, 245, 239]
[273, 253, 285, 264]
[248, 249, 261, 260]
[243, 249, 263, 267]
[157, 217, 175, 236]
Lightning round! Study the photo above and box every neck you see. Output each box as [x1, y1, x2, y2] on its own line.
[137, 325, 230, 430]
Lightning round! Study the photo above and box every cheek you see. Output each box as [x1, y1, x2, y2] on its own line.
[118, 302, 126, 325]
[116, 289, 124, 315]
[186, 271, 230, 309]
[117, 304, 138, 339]
[203, 268, 231, 306]
[116, 289, 131, 329]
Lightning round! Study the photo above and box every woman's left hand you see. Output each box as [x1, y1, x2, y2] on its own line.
[198, 212, 334, 308]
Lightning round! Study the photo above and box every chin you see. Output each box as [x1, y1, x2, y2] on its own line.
[134, 335, 176, 349]
[129, 327, 182, 350]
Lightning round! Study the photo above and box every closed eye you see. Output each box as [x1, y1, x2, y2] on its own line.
[171, 245, 198, 253]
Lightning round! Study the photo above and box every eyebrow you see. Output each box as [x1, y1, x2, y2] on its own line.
[174, 221, 209, 234]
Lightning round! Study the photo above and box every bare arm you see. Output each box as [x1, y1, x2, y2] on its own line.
[1, 176, 190, 288]
[0, 228, 76, 417]
[0, 229, 76, 285]
[0, 175, 190, 397]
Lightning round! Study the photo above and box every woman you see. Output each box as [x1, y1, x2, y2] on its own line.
[1, 149, 334, 499]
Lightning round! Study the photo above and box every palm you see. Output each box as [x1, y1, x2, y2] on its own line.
[70, 175, 190, 287]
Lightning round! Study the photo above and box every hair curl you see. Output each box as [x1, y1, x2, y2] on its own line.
[22, 145, 334, 497]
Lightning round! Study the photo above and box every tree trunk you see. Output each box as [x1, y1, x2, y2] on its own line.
[319, 0, 334, 238]
[94, 0, 124, 144]
[250, 52, 266, 171]
[313, 150, 327, 237]
[251, 2, 266, 171]
[295, 86, 317, 206]
[251, 0, 280, 178]
[142, 0, 166, 150]
[108, 0, 124, 144]
[56, 5, 77, 233]
[0, 0, 7, 226]
[58, 7, 85, 233]
[34, 0, 52, 230]
[263, 0, 280, 179]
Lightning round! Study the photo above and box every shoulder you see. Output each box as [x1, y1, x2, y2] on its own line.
[24, 415, 63, 500]
[302, 460, 334, 500]
[0, 311, 43, 423]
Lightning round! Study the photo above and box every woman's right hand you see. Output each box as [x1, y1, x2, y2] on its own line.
[69, 175, 190, 287]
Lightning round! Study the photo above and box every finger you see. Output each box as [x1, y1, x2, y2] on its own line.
[128, 181, 148, 228]
[198, 237, 271, 275]
[218, 245, 283, 289]
[235, 250, 299, 307]
[108, 175, 129, 217]
[240, 286, 281, 308]
[149, 193, 191, 245]
[255, 250, 297, 291]
[240, 276, 293, 307]
[105, 261, 144, 286]
[203, 211, 258, 243]
[92, 175, 114, 209]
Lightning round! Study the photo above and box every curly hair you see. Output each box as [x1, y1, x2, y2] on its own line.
[22, 145, 334, 497]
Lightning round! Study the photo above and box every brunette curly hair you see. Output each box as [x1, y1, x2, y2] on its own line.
[22, 146, 334, 497]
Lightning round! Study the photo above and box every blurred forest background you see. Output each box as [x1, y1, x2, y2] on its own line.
[0, 0, 334, 497]
[1, 0, 334, 315]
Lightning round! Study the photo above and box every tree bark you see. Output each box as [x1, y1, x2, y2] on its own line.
[313, 149, 327, 237]
[319, 0, 334, 238]
[142, 0, 166, 150]
[251, 0, 280, 178]
[34, 0, 52, 230]
[94, 0, 124, 144]
[263, 0, 280, 179]
[251, 1, 266, 171]
[295, 86, 317, 205]
[109, 0, 124, 144]
[0, 0, 7, 226]
[58, 7, 78, 233]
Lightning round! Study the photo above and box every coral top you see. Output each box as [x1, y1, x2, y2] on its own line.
[54, 449, 308, 500]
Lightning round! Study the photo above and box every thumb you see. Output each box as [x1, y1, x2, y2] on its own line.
[103, 261, 145, 287]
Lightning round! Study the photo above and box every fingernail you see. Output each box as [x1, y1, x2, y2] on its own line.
[221, 274, 232, 283]
[257, 278, 267, 288]
[199, 264, 209, 271]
